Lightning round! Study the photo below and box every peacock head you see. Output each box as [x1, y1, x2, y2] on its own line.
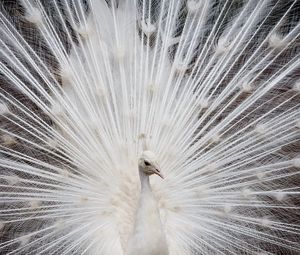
[138, 150, 164, 178]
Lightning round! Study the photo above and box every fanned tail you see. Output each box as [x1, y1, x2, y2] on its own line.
[0, 0, 300, 254]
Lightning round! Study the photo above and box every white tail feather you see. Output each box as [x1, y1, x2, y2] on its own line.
[0, 0, 300, 254]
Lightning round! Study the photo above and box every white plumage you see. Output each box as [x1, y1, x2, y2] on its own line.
[126, 151, 168, 255]
[0, 0, 300, 254]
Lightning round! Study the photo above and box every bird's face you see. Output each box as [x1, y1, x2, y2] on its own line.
[139, 150, 164, 178]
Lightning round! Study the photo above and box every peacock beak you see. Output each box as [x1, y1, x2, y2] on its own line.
[154, 168, 164, 179]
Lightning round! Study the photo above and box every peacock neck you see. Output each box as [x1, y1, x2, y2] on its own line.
[126, 165, 169, 255]
[139, 166, 151, 192]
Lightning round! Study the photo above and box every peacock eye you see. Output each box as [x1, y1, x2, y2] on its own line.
[144, 161, 151, 166]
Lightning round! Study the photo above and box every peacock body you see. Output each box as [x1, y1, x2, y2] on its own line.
[0, 0, 300, 254]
